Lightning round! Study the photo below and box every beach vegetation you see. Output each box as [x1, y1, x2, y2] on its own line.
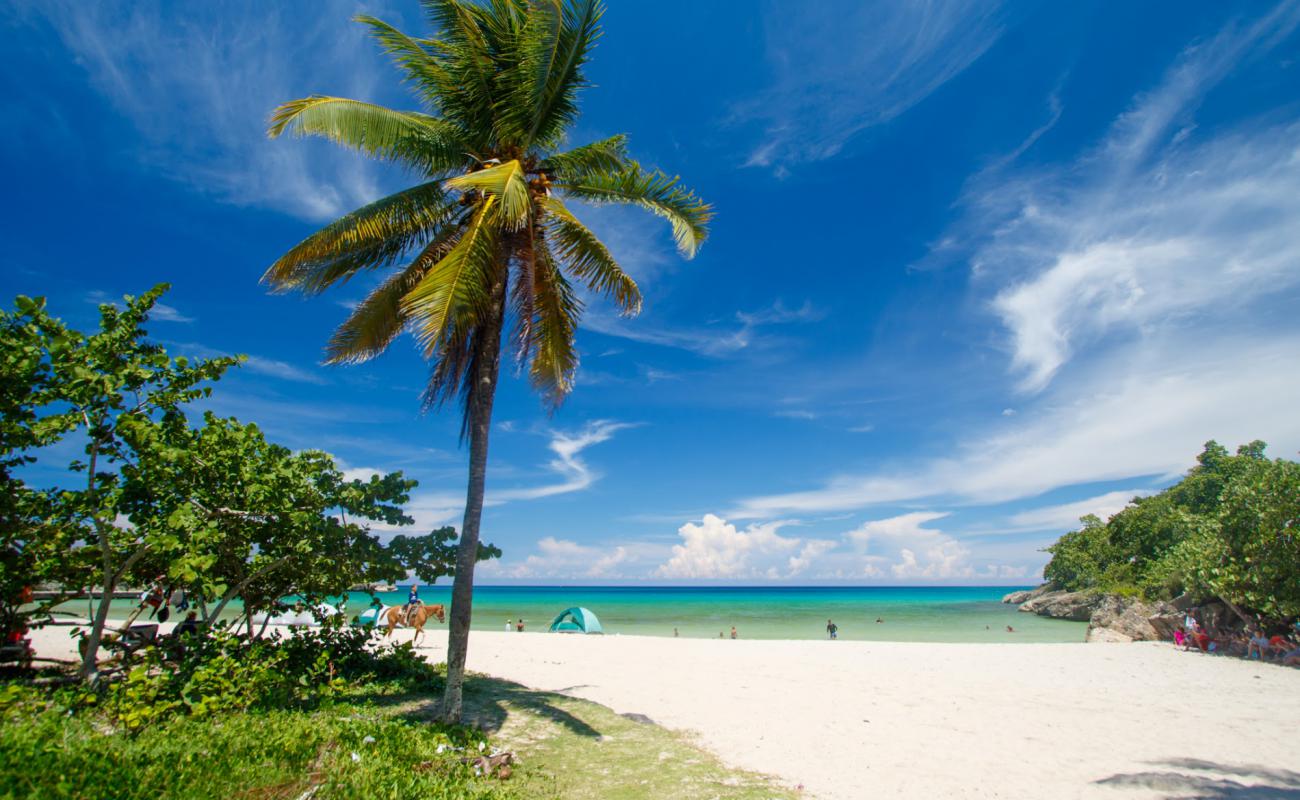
[1043, 440, 1300, 620]
[0, 288, 495, 678]
[262, 0, 711, 721]
[0, 623, 791, 800]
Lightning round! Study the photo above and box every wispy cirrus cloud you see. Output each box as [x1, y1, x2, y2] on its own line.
[736, 0, 1004, 172]
[363, 420, 636, 534]
[962, 1, 1300, 392]
[243, 356, 328, 385]
[718, 3, 1300, 527]
[583, 300, 821, 357]
[493, 420, 638, 502]
[86, 290, 194, 323]
[19, 0, 403, 221]
[1003, 488, 1154, 534]
[730, 332, 1300, 519]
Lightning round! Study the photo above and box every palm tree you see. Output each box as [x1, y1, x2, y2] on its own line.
[262, 0, 710, 721]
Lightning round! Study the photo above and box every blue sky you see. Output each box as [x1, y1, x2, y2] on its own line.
[4, 1, 1300, 585]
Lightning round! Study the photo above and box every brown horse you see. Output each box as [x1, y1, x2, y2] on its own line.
[380, 603, 445, 646]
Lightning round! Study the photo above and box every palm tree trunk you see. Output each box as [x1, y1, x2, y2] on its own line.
[440, 269, 507, 722]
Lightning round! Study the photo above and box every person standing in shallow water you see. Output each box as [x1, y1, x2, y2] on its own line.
[730, 626, 738, 639]
[515, 618, 525, 632]
[827, 619, 838, 639]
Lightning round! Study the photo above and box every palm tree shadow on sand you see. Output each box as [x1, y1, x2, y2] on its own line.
[392, 675, 602, 739]
[1095, 758, 1300, 798]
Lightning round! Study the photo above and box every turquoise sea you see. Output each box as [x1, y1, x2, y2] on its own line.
[84, 586, 1086, 642]
[357, 585, 1085, 643]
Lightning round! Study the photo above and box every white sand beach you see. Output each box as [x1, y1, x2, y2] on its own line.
[29, 626, 1300, 798]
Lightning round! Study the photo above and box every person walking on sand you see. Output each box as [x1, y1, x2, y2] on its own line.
[827, 619, 838, 640]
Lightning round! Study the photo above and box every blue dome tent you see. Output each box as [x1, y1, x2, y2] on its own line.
[548, 606, 603, 634]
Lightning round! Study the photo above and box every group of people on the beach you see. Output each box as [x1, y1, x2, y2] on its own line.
[1176, 614, 1300, 666]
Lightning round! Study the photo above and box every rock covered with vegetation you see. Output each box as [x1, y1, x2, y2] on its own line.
[1009, 440, 1299, 640]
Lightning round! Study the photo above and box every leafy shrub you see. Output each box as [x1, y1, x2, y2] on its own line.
[1041, 440, 1300, 620]
[86, 622, 438, 730]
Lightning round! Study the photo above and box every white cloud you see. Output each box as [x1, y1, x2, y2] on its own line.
[25, 0, 401, 221]
[86, 290, 193, 323]
[787, 539, 838, 576]
[970, 4, 1300, 391]
[737, 0, 1003, 170]
[363, 420, 634, 535]
[583, 300, 820, 357]
[149, 302, 194, 323]
[492, 420, 636, 502]
[1004, 488, 1155, 533]
[655, 514, 804, 579]
[243, 356, 328, 385]
[846, 511, 1026, 580]
[488, 537, 638, 580]
[730, 332, 1300, 518]
[730, 5, 1300, 522]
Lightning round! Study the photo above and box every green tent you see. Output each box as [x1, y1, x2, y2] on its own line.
[548, 606, 603, 634]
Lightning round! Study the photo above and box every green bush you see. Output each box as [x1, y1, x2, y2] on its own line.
[1041, 440, 1300, 620]
[80, 622, 439, 730]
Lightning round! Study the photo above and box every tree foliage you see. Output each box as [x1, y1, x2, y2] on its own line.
[0, 288, 495, 679]
[1042, 440, 1300, 619]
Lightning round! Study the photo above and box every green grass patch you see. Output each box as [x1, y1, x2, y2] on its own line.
[0, 673, 795, 800]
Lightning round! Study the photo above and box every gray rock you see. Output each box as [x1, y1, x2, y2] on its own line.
[1086, 626, 1135, 643]
[1003, 583, 1058, 605]
[1086, 595, 1164, 642]
[1020, 590, 1102, 621]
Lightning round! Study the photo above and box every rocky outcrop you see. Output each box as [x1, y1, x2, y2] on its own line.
[1019, 590, 1103, 621]
[1085, 595, 1166, 642]
[1001, 583, 1058, 605]
[1004, 584, 1254, 642]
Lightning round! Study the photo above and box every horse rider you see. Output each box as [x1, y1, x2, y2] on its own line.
[404, 583, 422, 625]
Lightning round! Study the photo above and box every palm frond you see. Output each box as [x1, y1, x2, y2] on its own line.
[556, 165, 712, 257]
[262, 181, 460, 294]
[539, 134, 629, 180]
[527, 235, 581, 405]
[496, 0, 600, 149]
[354, 15, 456, 114]
[525, 0, 601, 148]
[498, 0, 562, 145]
[323, 224, 463, 364]
[508, 223, 540, 367]
[268, 96, 468, 174]
[422, 0, 499, 138]
[401, 197, 502, 357]
[540, 196, 640, 315]
[445, 159, 531, 228]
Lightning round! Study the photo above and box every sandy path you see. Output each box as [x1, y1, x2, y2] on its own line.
[413, 631, 1299, 799]
[27, 625, 1300, 798]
